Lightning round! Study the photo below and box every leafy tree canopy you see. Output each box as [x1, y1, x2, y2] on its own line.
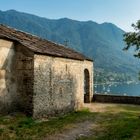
[124, 20, 140, 58]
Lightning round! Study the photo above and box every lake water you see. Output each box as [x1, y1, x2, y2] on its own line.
[94, 82, 140, 96]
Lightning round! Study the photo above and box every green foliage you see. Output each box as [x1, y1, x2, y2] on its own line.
[0, 105, 140, 140]
[124, 20, 140, 58]
[0, 110, 95, 140]
[78, 105, 140, 140]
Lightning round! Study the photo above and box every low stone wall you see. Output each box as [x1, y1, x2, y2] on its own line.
[93, 94, 140, 105]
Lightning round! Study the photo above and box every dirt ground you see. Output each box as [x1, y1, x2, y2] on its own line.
[46, 120, 94, 140]
[45, 103, 116, 140]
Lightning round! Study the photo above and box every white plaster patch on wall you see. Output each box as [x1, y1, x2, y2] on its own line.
[0, 39, 14, 71]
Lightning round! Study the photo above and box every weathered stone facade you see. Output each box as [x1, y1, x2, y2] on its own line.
[0, 39, 93, 117]
[0, 39, 17, 113]
[0, 24, 94, 118]
[0, 39, 34, 114]
[33, 55, 93, 118]
[15, 44, 34, 115]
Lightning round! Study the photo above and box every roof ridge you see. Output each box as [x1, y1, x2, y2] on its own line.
[0, 24, 93, 61]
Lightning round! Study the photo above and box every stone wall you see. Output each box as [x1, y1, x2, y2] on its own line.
[33, 55, 93, 118]
[93, 94, 140, 105]
[15, 44, 34, 115]
[0, 38, 93, 117]
[0, 39, 17, 113]
[0, 39, 34, 114]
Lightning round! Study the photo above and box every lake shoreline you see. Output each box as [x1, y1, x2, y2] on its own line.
[94, 82, 140, 96]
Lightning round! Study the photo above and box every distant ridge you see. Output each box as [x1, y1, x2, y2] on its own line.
[0, 9, 140, 81]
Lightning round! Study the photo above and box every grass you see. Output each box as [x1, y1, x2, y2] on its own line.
[0, 104, 140, 140]
[0, 109, 95, 140]
[78, 104, 140, 140]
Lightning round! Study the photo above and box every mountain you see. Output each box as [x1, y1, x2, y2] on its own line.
[0, 10, 140, 82]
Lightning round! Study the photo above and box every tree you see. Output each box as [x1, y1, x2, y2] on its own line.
[124, 20, 140, 58]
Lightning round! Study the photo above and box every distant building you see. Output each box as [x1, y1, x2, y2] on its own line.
[0, 24, 93, 118]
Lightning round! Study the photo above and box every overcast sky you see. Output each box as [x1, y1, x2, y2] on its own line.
[0, 0, 140, 31]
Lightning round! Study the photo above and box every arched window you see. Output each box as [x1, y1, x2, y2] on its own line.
[84, 69, 90, 103]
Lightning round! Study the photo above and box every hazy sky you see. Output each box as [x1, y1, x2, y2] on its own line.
[0, 0, 140, 31]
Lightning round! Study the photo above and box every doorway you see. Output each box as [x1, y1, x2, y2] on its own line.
[84, 69, 90, 103]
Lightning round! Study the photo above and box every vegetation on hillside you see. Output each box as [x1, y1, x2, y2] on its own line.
[0, 10, 140, 83]
[94, 70, 132, 84]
